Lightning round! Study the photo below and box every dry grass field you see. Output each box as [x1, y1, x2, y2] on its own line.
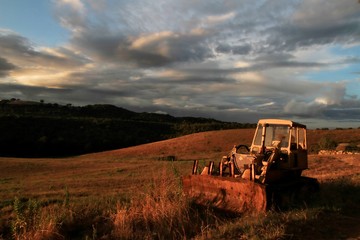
[0, 128, 360, 239]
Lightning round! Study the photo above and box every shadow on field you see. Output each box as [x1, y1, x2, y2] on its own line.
[284, 176, 360, 240]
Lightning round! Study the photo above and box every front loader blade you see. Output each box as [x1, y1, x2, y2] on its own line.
[182, 175, 267, 214]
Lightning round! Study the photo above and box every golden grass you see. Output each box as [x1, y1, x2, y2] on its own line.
[11, 198, 64, 240]
[113, 169, 195, 239]
[1, 129, 360, 239]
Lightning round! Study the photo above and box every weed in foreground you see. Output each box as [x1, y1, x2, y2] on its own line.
[112, 168, 221, 239]
[11, 197, 62, 240]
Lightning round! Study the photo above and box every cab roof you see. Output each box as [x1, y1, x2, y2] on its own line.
[257, 119, 306, 129]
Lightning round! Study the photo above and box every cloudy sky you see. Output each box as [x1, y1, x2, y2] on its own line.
[0, 0, 360, 128]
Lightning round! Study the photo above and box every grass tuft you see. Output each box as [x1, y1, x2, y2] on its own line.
[112, 168, 220, 239]
[11, 197, 63, 240]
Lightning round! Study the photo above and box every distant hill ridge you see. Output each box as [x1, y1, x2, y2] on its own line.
[1, 98, 167, 120]
[0, 98, 240, 123]
[0, 98, 256, 157]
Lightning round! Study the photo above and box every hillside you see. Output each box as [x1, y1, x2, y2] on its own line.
[0, 128, 360, 239]
[91, 127, 360, 160]
[0, 98, 255, 157]
[92, 128, 255, 161]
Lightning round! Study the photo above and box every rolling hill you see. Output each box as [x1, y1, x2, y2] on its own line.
[0, 98, 254, 157]
[91, 127, 360, 160]
[1, 128, 360, 239]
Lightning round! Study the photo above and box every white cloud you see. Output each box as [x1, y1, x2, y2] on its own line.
[57, 0, 85, 13]
[55, 0, 87, 34]
[231, 72, 264, 83]
[204, 11, 236, 26]
[284, 82, 347, 116]
[284, 99, 322, 116]
[234, 61, 251, 68]
[147, 69, 188, 80]
[130, 31, 176, 50]
[257, 102, 275, 108]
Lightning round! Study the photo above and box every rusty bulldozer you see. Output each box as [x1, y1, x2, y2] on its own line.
[182, 119, 319, 213]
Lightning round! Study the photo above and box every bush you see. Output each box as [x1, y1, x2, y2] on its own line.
[318, 136, 337, 150]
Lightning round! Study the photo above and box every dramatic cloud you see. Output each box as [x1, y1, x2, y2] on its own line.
[0, 57, 16, 77]
[1, 0, 360, 128]
[0, 30, 91, 86]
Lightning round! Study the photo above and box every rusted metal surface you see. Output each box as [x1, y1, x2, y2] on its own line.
[182, 175, 267, 214]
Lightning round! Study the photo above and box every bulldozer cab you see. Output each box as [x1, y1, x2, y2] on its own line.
[250, 119, 308, 171]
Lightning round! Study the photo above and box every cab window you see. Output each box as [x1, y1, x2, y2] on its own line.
[253, 125, 263, 146]
[264, 125, 289, 148]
